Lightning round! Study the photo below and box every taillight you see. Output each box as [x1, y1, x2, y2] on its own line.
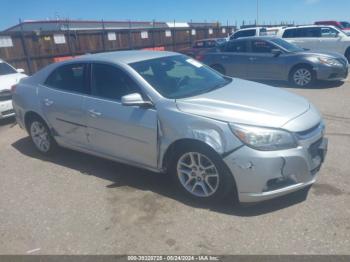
[11, 84, 17, 93]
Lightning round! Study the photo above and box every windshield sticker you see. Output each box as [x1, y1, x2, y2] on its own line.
[186, 58, 203, 68]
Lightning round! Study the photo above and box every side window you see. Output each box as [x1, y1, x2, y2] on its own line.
[205, 41, 217, 48]
[45, 63, 88, 94]
[299, 27, 321, 37]
[251, 40, 275, 53]
[321, 27, 339, 37]
[91, 63, 139, 101]
[233, 29, 256, 39]
[282, 29, 296, 38]
[225, 41, 247, 53]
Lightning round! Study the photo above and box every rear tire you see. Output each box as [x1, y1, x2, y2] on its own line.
[211, 64, 226, 75]
[28, 116, 58, 155]
[169, 143, 236, 203]
[289, 65, 315, 88]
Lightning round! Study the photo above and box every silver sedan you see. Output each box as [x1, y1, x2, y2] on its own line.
[12, 51, 328, 203]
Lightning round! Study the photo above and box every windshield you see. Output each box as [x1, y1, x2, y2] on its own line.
[130, 55, 232, 99]
[0, 62, 17, 76]
[269, 38, 304, 52]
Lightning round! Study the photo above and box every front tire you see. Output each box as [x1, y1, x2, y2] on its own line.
[170, 144, 235, 202]
[289, 66, 315, 87]
[29, 116, 57, 155]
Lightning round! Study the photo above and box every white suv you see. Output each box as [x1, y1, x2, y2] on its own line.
[277, 25, 350, 61]
[0, 60, 27, 119]
[229, 27, 285, 40]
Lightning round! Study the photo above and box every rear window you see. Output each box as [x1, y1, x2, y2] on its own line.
[0, 62, 17, 76]
[194, 41, 205, 48]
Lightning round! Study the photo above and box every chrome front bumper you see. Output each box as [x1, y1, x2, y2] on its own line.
[224, 126, 327, 203]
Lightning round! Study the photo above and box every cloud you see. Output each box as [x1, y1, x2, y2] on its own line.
[305, 0, 320, 4]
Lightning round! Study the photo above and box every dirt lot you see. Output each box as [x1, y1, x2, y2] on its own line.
[0, 79, 349, 255]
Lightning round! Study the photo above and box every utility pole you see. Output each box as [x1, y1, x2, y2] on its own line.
[256, 0, 259, 26]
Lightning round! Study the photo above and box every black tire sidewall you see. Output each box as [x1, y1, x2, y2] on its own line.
[169, 143, 236, 203]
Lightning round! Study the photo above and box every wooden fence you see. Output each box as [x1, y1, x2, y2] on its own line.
[0, 26, 234, 74]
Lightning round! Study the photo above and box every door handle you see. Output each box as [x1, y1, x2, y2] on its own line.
[88, 109, 102, 118]
[249, 57, 257, 61]
[44, 98, 54, 106]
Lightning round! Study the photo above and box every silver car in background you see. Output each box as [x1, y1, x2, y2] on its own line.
[201, 37, 348, 87]
[12, 51, 328, 203]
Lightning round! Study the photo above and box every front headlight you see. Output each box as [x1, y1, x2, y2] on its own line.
[229, 123, 298, 151]
[318, 57, 343, 67]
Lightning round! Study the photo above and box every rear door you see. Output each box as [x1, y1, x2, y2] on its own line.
[218, 40, 250, 78]
[84, 63, 158, 168]
[40, 63, 89, 148]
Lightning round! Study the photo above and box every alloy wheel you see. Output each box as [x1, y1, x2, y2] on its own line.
[293, 68, 312, 87]
[176, 152, 220, 197]
[30, 121, 51, 153]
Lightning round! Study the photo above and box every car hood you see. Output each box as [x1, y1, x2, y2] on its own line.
[0, 73, 27, 92]
[175, 79, 311, 129]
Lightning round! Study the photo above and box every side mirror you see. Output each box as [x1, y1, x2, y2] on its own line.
[271, 49, 282, 57]
[121, 93, 153, 108]
[17, 68, 25, 73]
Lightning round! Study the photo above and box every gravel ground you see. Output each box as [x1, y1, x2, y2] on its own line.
[0, 78, 349, 255]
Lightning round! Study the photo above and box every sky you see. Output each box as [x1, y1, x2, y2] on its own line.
[1, 0, 350, 30]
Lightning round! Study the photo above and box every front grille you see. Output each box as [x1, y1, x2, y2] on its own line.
[0, 90, 12, 101]
[1, 109, 14, 116]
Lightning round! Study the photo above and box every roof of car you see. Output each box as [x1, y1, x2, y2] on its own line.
[75, 50, 178, 64]
[230, 36, 277, 41]
[282, 24, 337, 30]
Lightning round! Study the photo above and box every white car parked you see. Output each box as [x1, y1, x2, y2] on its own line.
[277, 25, 350, 61]
[229, 27, 284, 40]
[0, 60, 27, 119]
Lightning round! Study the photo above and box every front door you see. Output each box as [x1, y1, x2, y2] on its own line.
[85, 63, 158, 169]
[246, 39, 285, 80]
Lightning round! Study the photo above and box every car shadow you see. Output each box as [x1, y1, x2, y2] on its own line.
[12, 136, 311, 217]
[256, 80, 345, 89]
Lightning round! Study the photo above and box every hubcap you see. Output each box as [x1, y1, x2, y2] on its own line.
[30, 121, 50, 152]
[177, 152, 219, 197]
[293, 68, 312, 86]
